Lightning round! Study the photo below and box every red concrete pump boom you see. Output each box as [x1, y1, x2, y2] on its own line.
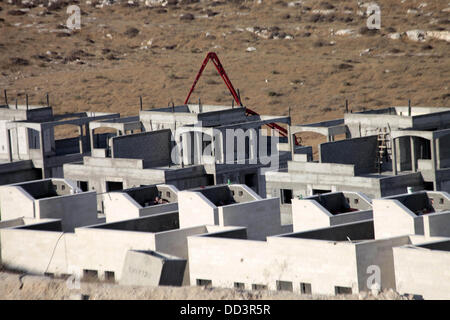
[185, 52, 299, 144]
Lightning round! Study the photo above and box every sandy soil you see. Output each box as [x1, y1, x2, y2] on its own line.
[0, 271, 408, 300]
[0, 0, 448, 144]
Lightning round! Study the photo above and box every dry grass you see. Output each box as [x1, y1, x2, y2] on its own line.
[0, 0, 448, 142]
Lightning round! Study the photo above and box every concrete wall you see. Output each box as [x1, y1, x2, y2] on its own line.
[0, 185, 36, 220]
[35, 191, 98, 232]
[179, 189, 281, 240]
[103, 193, 141, 222]
[0, 221, 73, 275]
[178, 191, 217, 228]
[188, 221, 413, 295]
[394, 241, 450, 299]
[0, 161, 42, 186]
[0, 182, 98, 232]
[355, 236, 411, 292]
[373, 199, 421, 239]
[0, 215, 208, 284]
[423, 212, 450, 237]
[103, 192, 178, 223]
[154, 225, 208, 285]
[439, 135, 450, 168]
[112, 130, 171, 167]
[219, 198, 282, 240]
[379, 173, 424, 197]
[291, 198, 372, 232]
[319, 136, 378, 174]
[188, 232, 360, 295]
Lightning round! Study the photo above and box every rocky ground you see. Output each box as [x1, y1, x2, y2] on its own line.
[0, 0, 448, 144]
[0, 270, 410, 300]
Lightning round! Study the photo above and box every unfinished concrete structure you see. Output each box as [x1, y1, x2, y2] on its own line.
[188, 190, 450, 297]
[178, 184, 286, 240]
[0, 214, 180, 283]
[188, 221, 410, 295]
[393, 238, 450, 299]
[291, 191, 373, 232]
[103, 184, 179, 222]
[64, 103, 291, 200]
[1, 180, 449, 298]
[0, 178, 99, 231]
[373, 191, 450, 239]
[0, 210, 263, 286]
[1, 98, 450, 299]
[0, 103, 119, 184]
[267, 106, 450, 224]
[0, 182, 286, 284]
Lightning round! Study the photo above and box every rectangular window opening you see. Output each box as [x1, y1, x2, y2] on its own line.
[234, 282, 245, 290]
[335, 286, 352, 295]
[276, 280, 293, 292]
[196, 279, 212, 287]
[300, 282, 312, 295]
[252, 284, 268, 291]
[104, 271, 115, 282]
[281, 189, 293, 204]
[106, 181, 123, 192]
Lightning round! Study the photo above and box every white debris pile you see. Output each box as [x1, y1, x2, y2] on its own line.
[388, 30, 450, 42]
[335, 29, 356, 36]
[144, 0, 169, 7]
[140, 39, 153, 50]
[245, 26, 294, 40]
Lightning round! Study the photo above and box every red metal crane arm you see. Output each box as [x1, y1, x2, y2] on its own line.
[184, 52, 241, 106]
[185, 52, 299, 143]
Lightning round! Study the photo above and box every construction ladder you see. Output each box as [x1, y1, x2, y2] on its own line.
[375, 127, 392, 173]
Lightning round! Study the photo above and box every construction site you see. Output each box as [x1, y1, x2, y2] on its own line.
[0, 0, 449, 301]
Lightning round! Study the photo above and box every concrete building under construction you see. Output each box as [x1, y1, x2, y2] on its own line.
[0, 99, 450, 299]
[267, 106, 450, 224]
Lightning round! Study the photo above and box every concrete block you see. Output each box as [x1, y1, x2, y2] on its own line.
[119, 250, 186, 287]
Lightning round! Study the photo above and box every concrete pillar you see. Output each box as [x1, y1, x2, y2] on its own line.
[436, 138, 440, 169]
[194, 131, 202, 164]
[249, 129, 257, 163]
[85, 123, 91, 151]
[40, 129, 45, 157]
[40, 129, 47, 178]
[6, 129, 12, 162]
[78, 125, 84, 154]
[287, 125, 294, 157]
[215, 131, 224, 164]
[392, 137, 398, 175]
[431, 138, 437, 172]
[209, 131, 216, 163]
[182, 132, 192, 165]
[410, 136, 416, 172]
[174, 133, 182, 165]
[89, 128, 95, 150]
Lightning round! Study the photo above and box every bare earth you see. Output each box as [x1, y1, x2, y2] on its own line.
[0, 271, 408, 300]
[0, 0, 448, 142]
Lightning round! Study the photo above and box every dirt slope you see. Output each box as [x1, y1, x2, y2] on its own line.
[0, 0, 448, 136]
[0, 271, 408, 300]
